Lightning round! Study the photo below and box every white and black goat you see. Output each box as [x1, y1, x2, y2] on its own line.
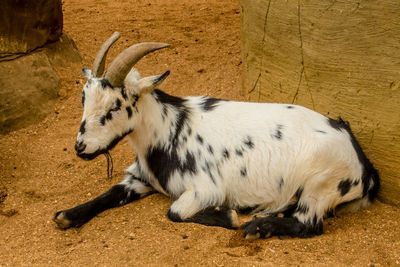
[54, 32, 379, 239]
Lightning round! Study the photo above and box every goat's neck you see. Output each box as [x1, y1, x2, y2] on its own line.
[127, 89, 189, 158]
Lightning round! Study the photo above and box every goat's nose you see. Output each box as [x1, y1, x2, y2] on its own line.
[75, 141, 86, 154]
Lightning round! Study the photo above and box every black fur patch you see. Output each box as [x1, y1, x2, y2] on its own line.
[153, 90, 189, 146]
[196, 134, 204, 144]
[99, 115, 106, 126]
[200, 97, 226, 111]
[105, 111, 112, 121]
[100, 79, 113, 89]
[126, 106, 132, 118]
[338, 179, 352, 196]
[167, 209, 183, 222]
[272, 124, 284, 140]
[146, 144, 197, 191]
[204, 161, 216, 184]
[235, 148, 243, 157]
[315, 129, 327, 134]
[207, 144, 214, 155]
[240, 167, 247, 177]
[222, 148, 230, 159]
[328, 118, 380, 201]
[79, 120, 86, 135]
[278, 177, 284, 191]
[169, 206, 237, 229]
[120, 87, 128, 100]
[81, 90, 85, 107]
[286, 105, 295, 109]
[243, 136, 254, 149]
[53, 184, 141, 228]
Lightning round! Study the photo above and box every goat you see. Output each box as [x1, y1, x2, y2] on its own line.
[54, 32, 380, 239]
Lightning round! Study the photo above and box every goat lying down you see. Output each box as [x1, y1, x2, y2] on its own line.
[54, 32, 379, 239]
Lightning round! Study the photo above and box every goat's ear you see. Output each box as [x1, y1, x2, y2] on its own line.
[137, 70, 170, 94]
[82, 68, 93, 79]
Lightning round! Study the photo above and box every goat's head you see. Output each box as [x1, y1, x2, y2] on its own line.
[75, 32, 169, 160]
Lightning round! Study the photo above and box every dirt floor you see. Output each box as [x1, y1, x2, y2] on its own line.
[0, 0, 399, 266]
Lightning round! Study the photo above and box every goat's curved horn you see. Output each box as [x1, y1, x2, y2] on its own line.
[92, 32, 121, 77]
[105, 42, 170, 87]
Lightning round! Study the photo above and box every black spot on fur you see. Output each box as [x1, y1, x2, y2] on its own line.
[81, 90, 85, 107]
[146, 144, 197, 191]
[126, 106, 132, 118]
[235, 148, 243, 157]
[207, 144, 214, 155]
[240, 167, 247, 177]
[315, 129, 327, 134]
[79, 120, 86, 135]
[113, 98, 122, 111]
[187, 127, 192, 136]
[222, 148, 230, 159]
[200, 97, 227, 111]
[99, 115, 106, 126]
[100, 79, 113, 89]
[278, 177, 284, 191]
[327, 117, 345, 131]
[120, 87, 128, 100]
[132, 94, 139, 107]
[286, 105, 295, 109]
[243, 136, 254, 149]
[105, 111, 112, 121]
[204, 161, 216, 184]
[353, 179, 360, 186]
[153, 89, 186, 107]
[196, 134, 204, 144]
[338, 179, 352, 196]
[272, 124, 284, 140]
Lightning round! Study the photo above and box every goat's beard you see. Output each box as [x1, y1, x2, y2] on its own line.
[104, 151, 113, 179]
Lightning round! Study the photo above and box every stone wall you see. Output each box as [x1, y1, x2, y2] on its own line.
[240, 0, 400, 205]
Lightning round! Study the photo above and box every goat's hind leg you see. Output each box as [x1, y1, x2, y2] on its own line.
[53, 174, 153, 229]
[167, 190, 239, 229]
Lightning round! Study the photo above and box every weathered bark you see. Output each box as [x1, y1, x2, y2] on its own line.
[240, 0, 400, 205]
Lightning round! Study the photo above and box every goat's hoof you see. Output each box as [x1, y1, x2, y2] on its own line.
[245, 232, 261, 240]
[229, 210, 240, 228]
[53, 211, 72, 229]
[242, 217, 272, 240]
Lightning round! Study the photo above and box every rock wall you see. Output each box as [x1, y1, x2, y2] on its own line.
[0, 0, 80, 134]
[240, 0, 400, 205]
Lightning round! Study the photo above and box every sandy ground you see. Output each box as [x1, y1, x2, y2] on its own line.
[0, 0, 399, 266]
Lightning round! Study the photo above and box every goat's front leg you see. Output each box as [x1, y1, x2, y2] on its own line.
[53, 170, 153, 229]
[167, 190, 239, 229]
